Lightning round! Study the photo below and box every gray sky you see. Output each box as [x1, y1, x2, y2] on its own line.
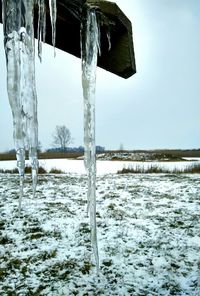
[0, 0, 200, 152]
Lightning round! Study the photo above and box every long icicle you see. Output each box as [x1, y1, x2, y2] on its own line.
[2, 0, 26, 212]
[22, 0, 39, 198]
[81, 5, 100, 270]
[49, 0, 57, 56]
[2, 0, 39, 207]
[37, 0, 46, 62]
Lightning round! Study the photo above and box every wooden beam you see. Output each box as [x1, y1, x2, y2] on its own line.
[0, 0, 136, 78]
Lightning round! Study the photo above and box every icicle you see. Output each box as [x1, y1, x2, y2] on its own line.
[17, 148, 25, 214]
[37, 0, 46, 62]
[49, 0, 57, 56]
[2, 1, 26, 208]
[18, 1, 39, 198]
[107, 31, 111, 51]
[2, 0, 39, 206]
[81, 5, 100, 270]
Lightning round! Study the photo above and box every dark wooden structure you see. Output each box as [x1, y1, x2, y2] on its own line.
[0, 0, 136, 78]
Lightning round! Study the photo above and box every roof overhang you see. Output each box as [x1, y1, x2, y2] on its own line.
[0, 0, 136, 78]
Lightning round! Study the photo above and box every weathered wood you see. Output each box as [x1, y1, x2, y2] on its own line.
[0, 0, 136, 78]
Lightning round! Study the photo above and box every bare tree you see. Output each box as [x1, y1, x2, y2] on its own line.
[52, 125, 72, 151]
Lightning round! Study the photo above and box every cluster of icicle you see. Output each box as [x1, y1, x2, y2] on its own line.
[2, 0, 56, 212]
[2, 0, 100, 269]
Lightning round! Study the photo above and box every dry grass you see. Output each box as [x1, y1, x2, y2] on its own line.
[0, 166, 65, 175]
[0, 166, 47, 174]
[0, 168, 18, 174]
[49, 168, 65, 174]
[118, 163, 200, 174]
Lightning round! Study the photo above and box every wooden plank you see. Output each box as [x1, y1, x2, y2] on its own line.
[0, 0, 136, 78]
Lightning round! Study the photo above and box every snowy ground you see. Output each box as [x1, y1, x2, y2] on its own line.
[0, 170, 200, 295]
[0, 158, 199, 175]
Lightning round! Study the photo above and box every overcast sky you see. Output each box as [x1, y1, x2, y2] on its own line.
[0, 0, 200, 152]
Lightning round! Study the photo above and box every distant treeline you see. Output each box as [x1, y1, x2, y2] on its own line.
[46, 146, 105, 153]
[0, 148, 199, 161]
[0, 146, 105, 161]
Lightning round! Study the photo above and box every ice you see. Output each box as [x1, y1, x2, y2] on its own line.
[2, 0, 58, 206]
[49, 0, 57, 56]
[17, 148, 25, 214]
[2, 0, 100, 269]
[81, 5, 100, 270]
[107, 31, 112, 51]
[2, 0, 38, 207]
[37, 0, 46, 62]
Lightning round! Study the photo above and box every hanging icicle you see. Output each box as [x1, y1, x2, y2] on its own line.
[2, 0, 38, 210]
[2, 0, 58, 210]
[49, 0, 57, 56]
[37, 0, 46, 62]
[81, 5, 100, 270]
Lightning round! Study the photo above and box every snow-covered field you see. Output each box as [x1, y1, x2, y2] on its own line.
[0, 160, 200, 295]
[0, 158, 200, 175]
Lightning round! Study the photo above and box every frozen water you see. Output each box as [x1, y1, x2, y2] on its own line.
[37, 0, 46, 62]
[107, 31, 111, 51]
[2, 0, 59, 205]
[2, 0, 39, 206]
[49, 0, 57, 56]
[81, 5, 100, 270]
[2, 0, 103, 270]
